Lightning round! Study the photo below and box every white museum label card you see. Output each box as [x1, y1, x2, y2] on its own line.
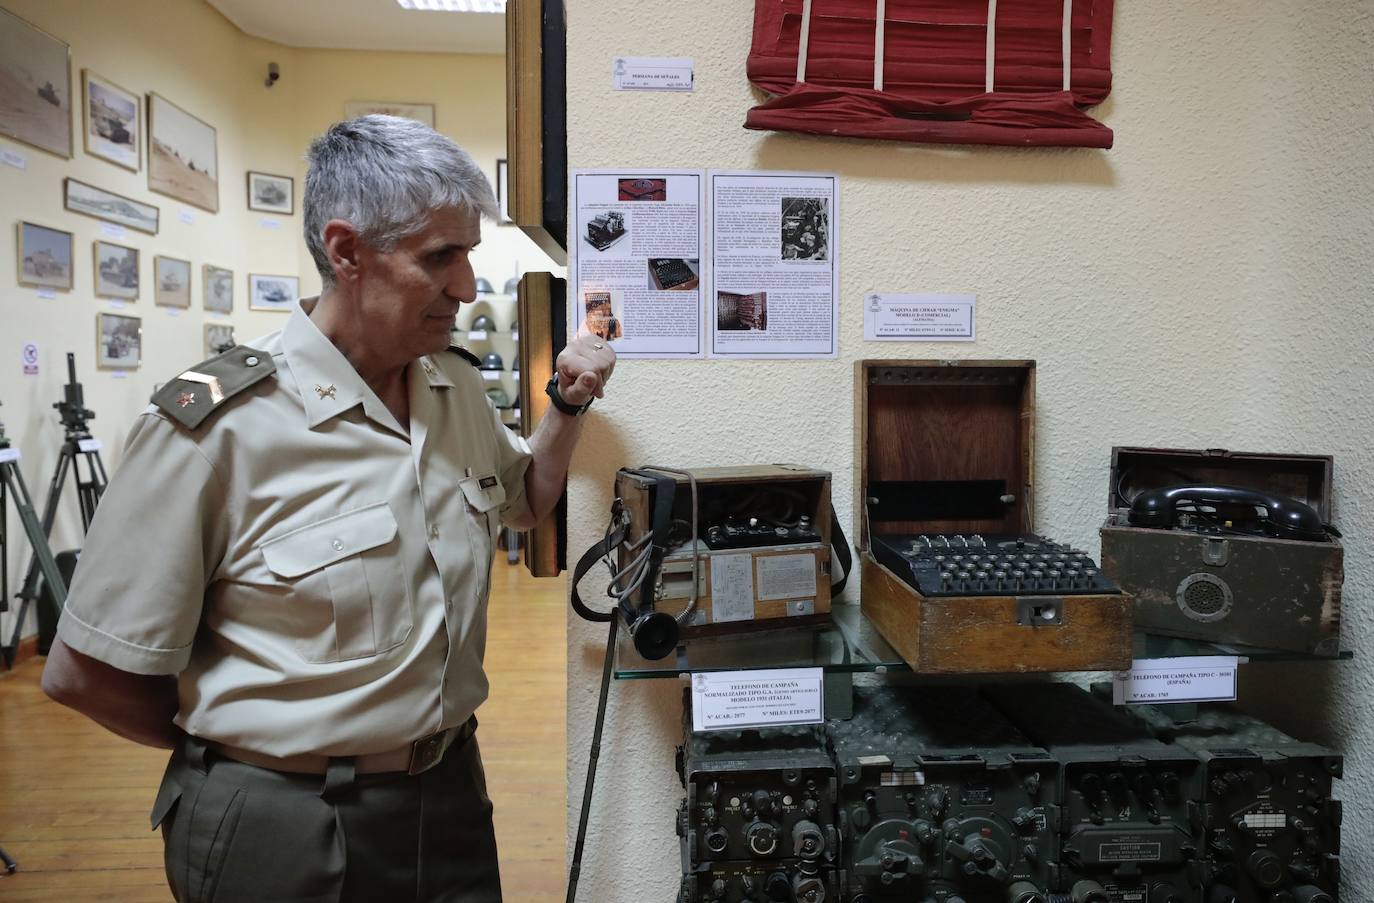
[108, 301, 126, 309]
[692, 668, 824, 731]
[22, 342, 39, 376]
[864, 293, 977, 342]
[259, 218, 282, 230]
[77, 438, 103, 453]
[467, 330, 489, 341]
[111, 371, 128, 379]
[1112, 656, 1239, 705]
[166, 308, 181, 317]
[35, 288, 56, 300]
[613, 56, 694, 91]
[100, 222, 127, 240]
[756, 553, 818, 602]
[2, 147, 27, 169]
[0, 448, 20, 464]
[178, 210, 195, 225]
[481, 371, 501, 382]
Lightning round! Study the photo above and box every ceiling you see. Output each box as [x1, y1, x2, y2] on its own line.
[208, 0, 505, 55]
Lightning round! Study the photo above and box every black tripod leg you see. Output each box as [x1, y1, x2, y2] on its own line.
[565, 617, 618, 903]
[16, 450, 69, 610]
[0, 843, 15, 873]
[1, 465, 68, 659]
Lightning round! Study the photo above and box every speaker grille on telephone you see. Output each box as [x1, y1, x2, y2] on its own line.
[1176, 573, 1233, 623]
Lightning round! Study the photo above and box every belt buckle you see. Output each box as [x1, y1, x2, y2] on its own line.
[407, 729, 449, 776]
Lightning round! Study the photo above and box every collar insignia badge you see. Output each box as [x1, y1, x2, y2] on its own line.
[177, 392, 196, 408]
[315, 384, 337, 400]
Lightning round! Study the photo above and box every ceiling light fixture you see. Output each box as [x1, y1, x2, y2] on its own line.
[396, 0, 507, 12]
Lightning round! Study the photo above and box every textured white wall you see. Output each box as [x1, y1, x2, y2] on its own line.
[564, 2, 1374, 899]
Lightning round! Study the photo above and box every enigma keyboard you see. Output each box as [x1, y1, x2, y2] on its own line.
[870, 533, 1119, 597]
[651, 258, 697, 289]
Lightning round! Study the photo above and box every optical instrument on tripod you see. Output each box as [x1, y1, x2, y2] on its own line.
[2, 353, 105, 667]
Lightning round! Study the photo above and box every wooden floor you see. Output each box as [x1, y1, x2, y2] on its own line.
[0, 557, 566, 901]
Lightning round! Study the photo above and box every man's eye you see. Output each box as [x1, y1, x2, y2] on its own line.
[429, 250, 455, 265]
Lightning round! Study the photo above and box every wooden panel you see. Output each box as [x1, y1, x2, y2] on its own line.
[518, 272, 563, 577]
[504, 0, 567, 263]
[860, 554, 1132, 673]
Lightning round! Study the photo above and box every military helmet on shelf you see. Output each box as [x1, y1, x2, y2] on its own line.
[471, 314, 498, 333]
[475, 277, 495, 295]
[480, 352, 505, 371]
[503, 277, 520, 296]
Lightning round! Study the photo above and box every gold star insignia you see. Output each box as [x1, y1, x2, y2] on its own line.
[315, 384, 336, 400]
[177, 392, 196, 408]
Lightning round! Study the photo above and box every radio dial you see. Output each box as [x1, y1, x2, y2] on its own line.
[746, 820, 780, 857]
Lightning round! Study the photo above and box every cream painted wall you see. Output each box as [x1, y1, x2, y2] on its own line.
[564, 2, 1374, 900]
[0, 0, 553, 643]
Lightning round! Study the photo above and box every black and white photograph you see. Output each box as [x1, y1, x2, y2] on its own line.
[17, 221, 73, 291]
[83, 70, 139, 171]
[249, 273, 299, 312]
[780, 197, 829, 261]
[93, 240, 139, 300]
[96, 312, 141, 369]
[646, 257, 699, 291]
[717, 291, 768, 331]
[342, 100, 434, 127]
[583, 210, 627, 253]
[247, 170, 293, 214]
[204, 322, 236, 357]
[65, 178, 160, 234]
[148, 92, 218, 212]
[154, 255, 191, 308]
[203, 264, 233, 313]
[0, 6, 71, 158]
[583, 291, 622, 342]
[495, 158, 511, 223]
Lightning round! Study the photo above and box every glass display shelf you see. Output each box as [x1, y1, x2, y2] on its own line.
[1133, 632, 1353, 663]
[613, 602, 910, 679]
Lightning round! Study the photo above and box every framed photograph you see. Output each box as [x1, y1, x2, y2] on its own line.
[495, 158, 512, 224]
[343, 100, 434, 127]
[148, 92, 218, 213]
[82, 70, 139, 171]
[154, 255, 191, 308]
[65, 178, 159, 235]
[204, 322, 236, 357]
[93, 240, 139, 300]
[0, 7, 72, 158]
[17, 221, 73, 291]
[246, 170, 293, 215]
[203, 264, 233, 313]
[249, 273, 298, 312]
[96, 312, 141, 369]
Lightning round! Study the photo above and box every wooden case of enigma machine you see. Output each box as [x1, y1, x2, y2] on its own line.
[1100, 447, 1344, 656]
[615, 465, 834, 636]
[856, 360, 1132, 673]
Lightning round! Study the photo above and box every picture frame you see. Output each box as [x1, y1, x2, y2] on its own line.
[505, 0, 566, 262]
[249, 273, 298, 312]
[93, 240, 140, 300]
[82, 69, 140, 171]
[64, 178, 159, 235]
[147, 92, 219, 213]
[246, 170, 293, 215]
[154, 255, 191, 308]
[0, 7, 72, 158]
[96, 312, 142, 370]
[342, 100, 434, 127]
[204, 322, 236, 357]
[202, 264, 233, 313]
[496, 158, 512, 224]
[17, 221, 74, 291]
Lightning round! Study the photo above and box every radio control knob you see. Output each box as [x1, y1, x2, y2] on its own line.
[753, 790, 773, 816]
[765, 872, 791, 901]
[746, 821, 780, 857]
[1246, 849, 1285, 887]
[1293, 886, 1334, 903]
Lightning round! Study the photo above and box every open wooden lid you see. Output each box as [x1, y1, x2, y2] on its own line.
[856, 360, 1035, 549]
[1108, 447, 1335, 523]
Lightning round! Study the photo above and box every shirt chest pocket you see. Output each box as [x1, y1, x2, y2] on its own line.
[259, 502, 414, 663]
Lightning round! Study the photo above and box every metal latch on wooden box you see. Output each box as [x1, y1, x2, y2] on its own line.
[1016, 597, 1064, 626]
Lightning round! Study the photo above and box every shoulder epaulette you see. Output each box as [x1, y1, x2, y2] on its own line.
[446, 344, 482, 368]
[151, 344, 277, 429]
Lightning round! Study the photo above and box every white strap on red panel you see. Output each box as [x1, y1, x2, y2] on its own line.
[1062, 0, 1073, 89]
[874, 0, 887, 91]
[985, 0, 999, 92]
[797, 0, 814, 83]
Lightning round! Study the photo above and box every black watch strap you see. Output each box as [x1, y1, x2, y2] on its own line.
[545, 375, 592, 416]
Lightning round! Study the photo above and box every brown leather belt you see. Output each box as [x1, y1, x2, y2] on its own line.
[209, 717, 476, 776]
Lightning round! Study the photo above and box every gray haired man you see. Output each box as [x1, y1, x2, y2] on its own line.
[41, 116, 613, 901]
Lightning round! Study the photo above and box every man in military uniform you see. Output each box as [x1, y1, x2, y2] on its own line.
[41, 116, 611, 902]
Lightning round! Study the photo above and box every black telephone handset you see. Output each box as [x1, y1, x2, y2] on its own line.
[1128, 484, 1331, 542]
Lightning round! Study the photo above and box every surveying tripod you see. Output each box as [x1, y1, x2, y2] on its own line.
[2, 353, 102, 668]
[0, 403, 70, 875]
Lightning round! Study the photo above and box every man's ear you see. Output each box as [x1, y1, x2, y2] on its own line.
[322, 219, 362, 284]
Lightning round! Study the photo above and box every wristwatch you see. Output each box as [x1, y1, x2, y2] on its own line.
[545, 374, 593, 416]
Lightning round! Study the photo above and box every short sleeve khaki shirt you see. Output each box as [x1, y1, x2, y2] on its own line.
[57, 300, 532, 757]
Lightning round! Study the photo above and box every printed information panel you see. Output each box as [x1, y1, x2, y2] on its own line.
[1112, 655, 1239, 705]
[691, 668, 824, 731]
